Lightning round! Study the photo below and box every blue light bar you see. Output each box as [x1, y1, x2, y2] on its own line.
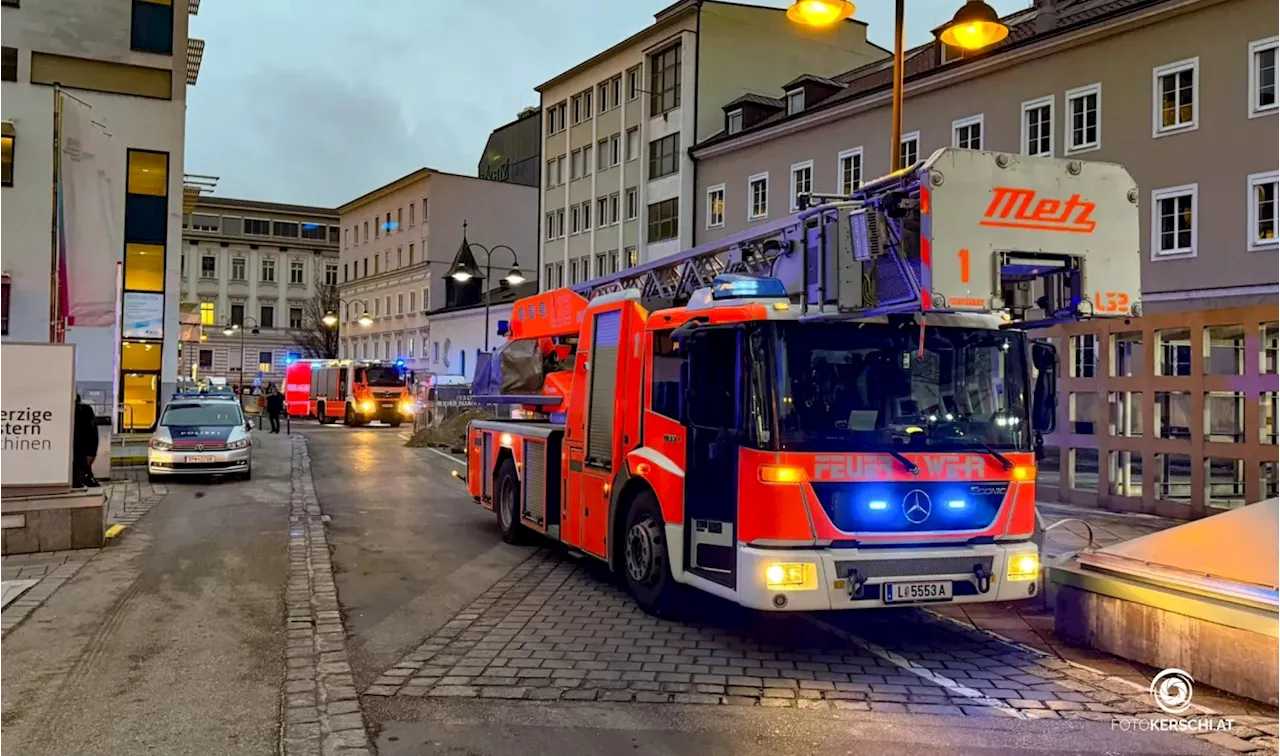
[395, 359, 406, 367]
[868, 500, 888, 510]
[947, 500, 966, 509]
[711, 274, 787, 300]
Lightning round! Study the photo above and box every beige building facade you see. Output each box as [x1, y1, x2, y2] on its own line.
[536, 0, 885, 290]
[336, 169, 537, 372]
[690, 0, 1278, 517]
[179, 197, 339, 386]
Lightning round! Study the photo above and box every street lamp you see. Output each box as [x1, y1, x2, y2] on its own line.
[787, 0, 1008, 170]
[220, 317, 259, 391]
[447, 242, 523, 352]
[324, 299, 373, 329]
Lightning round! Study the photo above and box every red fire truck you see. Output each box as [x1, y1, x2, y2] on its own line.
[285, 358, 334, 417]
[462, 148, 1140, 615]
[306, 359, 414, 426]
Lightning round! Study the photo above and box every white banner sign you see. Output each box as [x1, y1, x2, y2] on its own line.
[1, 343, 75, 489]
[60, 93, 119, 328]
[122, 291, 164, 339]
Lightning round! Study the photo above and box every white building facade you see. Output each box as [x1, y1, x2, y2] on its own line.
[1, 0, 199, 430]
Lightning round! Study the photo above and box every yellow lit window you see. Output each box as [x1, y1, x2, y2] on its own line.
[1, 123, 13, 187]
[124, 243, 165, 292]
[122, 373, 158, 430]
[199, 301, 215, 325]
[120, 341, 162, 372]
[127, 150, 167, 196]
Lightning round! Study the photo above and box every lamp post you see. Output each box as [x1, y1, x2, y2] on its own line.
[447, 243, 524, 353]
[787, 0, 1008, 171]
[322, 298, 373, 359]
[221, 316, 259, 391]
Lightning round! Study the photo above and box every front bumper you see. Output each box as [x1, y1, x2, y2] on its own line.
[729, 541, 1040, 611]
[148, 447, 251, 475]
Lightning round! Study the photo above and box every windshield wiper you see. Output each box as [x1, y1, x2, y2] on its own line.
[957, 440, 1014, 471]
[885, 447, 920, 475]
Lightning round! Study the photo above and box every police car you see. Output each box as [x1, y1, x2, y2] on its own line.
[147, 394, 253, 481]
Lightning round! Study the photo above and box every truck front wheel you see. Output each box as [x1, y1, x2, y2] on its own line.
[621, 490, 679, 617]
[494, 458, 523, 544]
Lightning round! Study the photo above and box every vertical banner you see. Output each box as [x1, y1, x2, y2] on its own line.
[59, 93, 118, 327]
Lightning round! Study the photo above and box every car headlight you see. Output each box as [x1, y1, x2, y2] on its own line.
[227, 439, 250, 450]
[360, 400, 376, 413]
[150, 438, 172, 450]
[764, 562, 818, 591]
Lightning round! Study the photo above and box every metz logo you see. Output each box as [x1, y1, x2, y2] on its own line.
[813, 454, 988, 481]
[981, 188, 1097, 234]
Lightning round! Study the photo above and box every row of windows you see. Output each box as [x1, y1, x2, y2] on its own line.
[344, 199, 427, 249]
[341, 332, 433, 362]
[1149, 172, 1277, 259]
[183, 214, 337, 242]
[186, 254, 337, 285]
[342, 242, 420, 282]
[339, 288, 430, 321]
[548, 190, 639, 240]
[542, 248, 641, 288]
[197, 300, 297, 330]
[545, 45, 681, 136]
[193, 348, 291, 373]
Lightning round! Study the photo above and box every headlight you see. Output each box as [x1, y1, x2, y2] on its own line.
[360, 400, 376, 413]
[399, 401, 415, 414]
[1007, 553, 1040, 581]
[764, 562, 818, 591]
[150, 439, 172, 450]
[227, 439, 250, 450]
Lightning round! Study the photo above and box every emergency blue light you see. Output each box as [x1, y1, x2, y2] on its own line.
[711, 274, 787, 300]
[868, 500, 888, 510]
[948, 500, 966, 509]
[395, 359, 406, 367]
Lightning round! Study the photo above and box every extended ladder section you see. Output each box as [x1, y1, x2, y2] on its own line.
[573, 148, 1142, 327]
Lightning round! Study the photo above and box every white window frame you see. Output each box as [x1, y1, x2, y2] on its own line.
[727, 109, 743, 135]
[626, 127, 640, 161]
[1020, 95, 1055, 157]
[1151, 57, 1199, 137]
[899, 130, 920, 167]
[786, 89, 804, 115]
[1249, 36, 1279, 118]
[1247, 170, 1279, 251]
[836, 147, 863, 194]
[545, 212, 556, 241]
[951, 114, 984, 150]
[626, 188, 638, 221]
[1064, 82, 1102, 155]
[748, 172, 769, 220]
[570, 204, 581, 235]
[706, 183, 726, 229]
[1150, 183, 1198, 260]
[789, 160, 813, 212]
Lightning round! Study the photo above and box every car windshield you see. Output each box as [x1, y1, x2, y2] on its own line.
[364, 366, 404, 386]
[768, 321, 1030, 452]
[161, 402, 244, 427]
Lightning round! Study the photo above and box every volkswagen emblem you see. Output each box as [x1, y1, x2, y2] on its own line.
[194, 444, 204, 451]
[902, 489, 932, 524]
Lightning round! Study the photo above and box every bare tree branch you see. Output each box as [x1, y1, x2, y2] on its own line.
[291, 278, 340, 359]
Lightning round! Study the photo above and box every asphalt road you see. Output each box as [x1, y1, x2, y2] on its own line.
[301, 424, 1242, 756]
[1, 431, 292, 756]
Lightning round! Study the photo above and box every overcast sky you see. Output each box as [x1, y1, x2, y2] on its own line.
[185, 0, 1030, 209]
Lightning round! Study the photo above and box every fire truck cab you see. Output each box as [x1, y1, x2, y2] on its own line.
[463, 148, 1141, 615]
[311, 359, 414, 426]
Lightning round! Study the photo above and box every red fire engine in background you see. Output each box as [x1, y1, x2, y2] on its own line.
[285, 359, 414, 426]
[459, 148, 1141, 615]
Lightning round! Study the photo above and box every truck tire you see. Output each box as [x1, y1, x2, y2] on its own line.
[620, 490, 680, 617]
[388, 419, 402, 428]
[317, 402, 327, 424]
[494, 458, 524, 544]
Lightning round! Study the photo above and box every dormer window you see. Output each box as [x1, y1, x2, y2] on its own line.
[786, 89, 805, 115]
[940, 42, 966, 64]
[727, 109, 743, 135]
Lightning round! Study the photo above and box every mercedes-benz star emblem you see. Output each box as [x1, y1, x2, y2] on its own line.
[902, 489, 932, 524]
[194, 444, 204, 451]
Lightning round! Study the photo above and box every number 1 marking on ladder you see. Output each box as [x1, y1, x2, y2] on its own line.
[957, 249, 971, 284]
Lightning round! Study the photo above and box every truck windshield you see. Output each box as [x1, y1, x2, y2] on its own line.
[767, 321, 1029, 453]
[364, 367, 404, 386]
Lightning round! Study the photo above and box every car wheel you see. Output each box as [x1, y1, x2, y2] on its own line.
[240, 465, 252, 481]
[494, 458, 523, 544]
[147, 472, 159, 483]
[621, 489, 681, 617]
[389, 419, 402, 428]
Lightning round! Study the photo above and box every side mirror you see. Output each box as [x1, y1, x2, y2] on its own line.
[1031, 341, 1057, 433]
[246, 422, 254, 432]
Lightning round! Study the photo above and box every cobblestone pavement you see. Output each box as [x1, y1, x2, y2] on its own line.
[282, 436, 372, 756]
[362, 547, 1277, 754]
[0, 475, 167, 637]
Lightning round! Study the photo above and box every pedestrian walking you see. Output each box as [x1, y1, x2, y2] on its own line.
[265, 383, 284, 434]
[73, 394, 100, 488]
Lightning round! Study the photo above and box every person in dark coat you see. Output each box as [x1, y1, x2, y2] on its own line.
[265, 384, 284, 434]
[73, 394, 100, 488]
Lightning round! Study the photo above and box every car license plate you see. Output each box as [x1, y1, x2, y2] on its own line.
[381, 402, 393, 408]
[186, 455, 219, 463]
[884, 580, 952, 604]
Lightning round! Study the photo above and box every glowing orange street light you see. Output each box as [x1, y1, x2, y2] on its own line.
[939, 0, 1010, 50]
[785, 0, 854, 28]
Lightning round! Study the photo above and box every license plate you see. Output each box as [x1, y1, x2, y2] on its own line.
[884, 580, 952, 604]
[186, 455, 219, 463]
[381, 403, 393, 408]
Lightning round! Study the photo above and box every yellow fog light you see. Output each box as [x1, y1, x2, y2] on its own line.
[764, 562, 818, 591]
[360, 400, 376, 413]
[759, 465, 806, 484]
[1007, 553, 1039, 581]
